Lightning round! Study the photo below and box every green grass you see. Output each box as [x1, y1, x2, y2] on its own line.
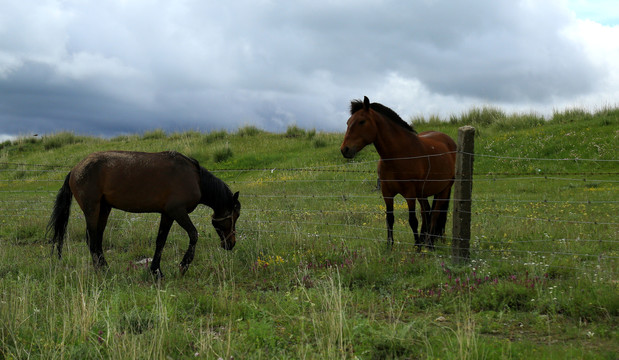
[0, 107, 617, 359]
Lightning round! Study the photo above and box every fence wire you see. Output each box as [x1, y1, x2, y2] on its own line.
[1, 153, 617, 273]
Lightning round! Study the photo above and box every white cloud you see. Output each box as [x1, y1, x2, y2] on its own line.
[557, 17, 619, 109]
[567, 19, 619, 81]
[0, 0, 72, 76]
[0, 134, 16, 142]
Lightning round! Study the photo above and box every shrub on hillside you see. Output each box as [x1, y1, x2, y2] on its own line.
[286, 125, 316, 139]
[42, 132, 84, 150]
[213, 143, 233, 163]
[142, 129, 167, 140]
[285, 124, 306, 138]
[450, 106, 506, 127]
[237, 125, 263, 137]
[204, 130, 228, 144]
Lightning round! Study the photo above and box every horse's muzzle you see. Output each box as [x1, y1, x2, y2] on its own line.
[222, 240, 235, 250]
[220, 231, 236, 250]
[215, 228, 236, 250]
[340, 146, 357, 159]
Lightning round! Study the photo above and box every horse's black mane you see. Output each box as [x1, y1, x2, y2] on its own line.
[199, 168, 234, 213]
[350, 99, 417, 134]
[166, 151, 233, 212]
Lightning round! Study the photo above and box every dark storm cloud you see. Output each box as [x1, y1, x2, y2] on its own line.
[0, 0, 616, 137]
[0, 60, 155, 135]
[236, 1, 601, 100]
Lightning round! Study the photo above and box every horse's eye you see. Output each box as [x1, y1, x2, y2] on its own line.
[359, 119, 366, 125]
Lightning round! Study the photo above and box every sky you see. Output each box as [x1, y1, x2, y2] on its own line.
[1, 0, 618, 140]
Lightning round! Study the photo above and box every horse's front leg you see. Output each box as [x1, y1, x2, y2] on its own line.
[173, 212, 199, 275]
[405, 197, 421, 251]
[384, 196, 395, 246]
[150, 214, 174, 278]
[418, 198, 431, 249]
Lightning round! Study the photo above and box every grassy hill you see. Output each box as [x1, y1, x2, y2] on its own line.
[0, 107, 617, 359]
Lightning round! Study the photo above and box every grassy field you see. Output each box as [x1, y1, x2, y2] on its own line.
[0, 107, 617, 359]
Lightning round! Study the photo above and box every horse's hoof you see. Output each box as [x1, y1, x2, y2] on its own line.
[179, 263, 189, 276]
[427, 241, 436, 251]
[94, 263, 109, 271]
[151, 268, 164, 279]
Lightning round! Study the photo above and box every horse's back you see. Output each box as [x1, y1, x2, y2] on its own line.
[70, 151, 201, 212]
[418, 131, 457, 153]
[72, 151, 194, 181]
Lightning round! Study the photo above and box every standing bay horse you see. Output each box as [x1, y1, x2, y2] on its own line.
[341, 96, 456, 249]
[47, 151, 240, 276]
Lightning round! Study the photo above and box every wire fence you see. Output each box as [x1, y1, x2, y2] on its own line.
[1, 153, 617, 273]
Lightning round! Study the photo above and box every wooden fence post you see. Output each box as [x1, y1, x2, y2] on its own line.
[452, 126, 475, 264]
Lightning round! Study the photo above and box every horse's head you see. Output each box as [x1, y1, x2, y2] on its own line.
[340, 96, 378, 158]
[212, 191, 240, 250]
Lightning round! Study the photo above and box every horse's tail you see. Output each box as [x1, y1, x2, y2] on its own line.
[46, 172, 73, 259]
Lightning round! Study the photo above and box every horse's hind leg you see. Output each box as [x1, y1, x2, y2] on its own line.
[96, 203, 111, 267]
[428, 188, 451, 250]
[150, 214, 173, 278]
[84, 201, 110, 269]
[436, 188, 451, 240]
[417, 198, 431, 250]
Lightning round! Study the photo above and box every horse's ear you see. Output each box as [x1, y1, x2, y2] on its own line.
[363, 96, 370, 111]
[233, 191, 239, 201]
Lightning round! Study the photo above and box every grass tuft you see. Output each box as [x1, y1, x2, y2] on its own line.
[212, 143, 233, 163]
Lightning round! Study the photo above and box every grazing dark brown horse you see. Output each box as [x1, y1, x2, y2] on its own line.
[47, 150, 240, 276]
[341, 96, 456, 249]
